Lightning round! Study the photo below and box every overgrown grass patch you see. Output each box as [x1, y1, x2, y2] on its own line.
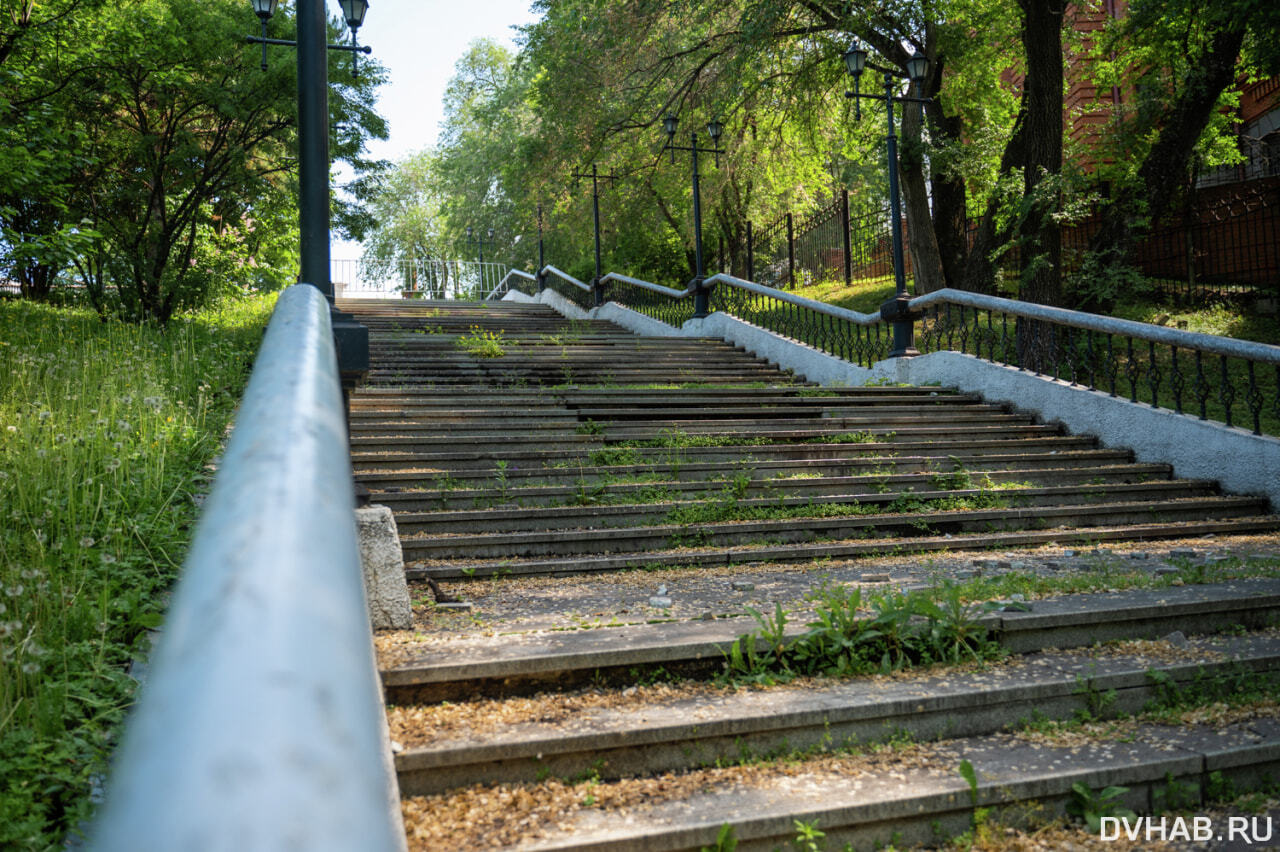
[0, 293, 274, 847]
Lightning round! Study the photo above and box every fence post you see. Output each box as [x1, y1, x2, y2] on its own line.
[786, 212, 795, 289]
[841, 190, 853, 287]
[746, 221, 755, 282]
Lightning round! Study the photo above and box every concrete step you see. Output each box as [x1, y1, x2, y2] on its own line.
[356, 448, 1142, 488]
[392, 632, 1280, 796]
[401, 496, 1271, 560]
[391, 480, 1221, 535]
[350, 436, 1103, 472]
[371, 463, 1177, 511]
[406, 517, 1280, 579]
[380, 578, 1280, 703]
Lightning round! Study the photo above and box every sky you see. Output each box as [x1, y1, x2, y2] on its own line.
[333, 0, 542, 260]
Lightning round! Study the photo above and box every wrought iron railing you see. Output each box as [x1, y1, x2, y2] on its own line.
[90, 284, 400, 850]
[708, 273, 893, 367]
[503, 262, 1280, 436]
[913, 289, 1280, 436]
[541, 265, 596, 312]
[600, 272, 699, 328]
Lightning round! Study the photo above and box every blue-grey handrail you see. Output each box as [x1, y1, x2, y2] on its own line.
[913, 288, 1280, 365]
[600, 271, 693, 300]
[512, 264, 1280, 366]
[704, 273, 883, 325]
[489, 268, 535, 299]
[91, 284, 400, 851]
[543, 264, 592, 292]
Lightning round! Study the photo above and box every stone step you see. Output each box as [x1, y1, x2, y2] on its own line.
[356, 448, 1141, 488]
[380, 578, 1280, 704]
[401, 496, 1271, 560]
[392, 633, 1280, 796]
[350, 436, 1102, 472]
[371, 463, 1176, 511]
[406, 517, 1280, 579]
[349, 424, 1067, 452]
[402, 718, 1280, 851]
[390, 480, 1220, 535]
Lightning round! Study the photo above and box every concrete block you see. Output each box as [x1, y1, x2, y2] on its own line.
[356, 505, 412, 630]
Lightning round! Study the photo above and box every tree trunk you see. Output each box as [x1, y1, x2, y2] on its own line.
[1089, 23, 1246, 276]
[899, 101, 946, 294]
[1016, 0, 1065, 308]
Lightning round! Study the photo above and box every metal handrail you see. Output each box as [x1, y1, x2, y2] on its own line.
[542, 264, 592, 292]
[704, 273, 883, 325]
[489, 268, 536, 300]
[91, 284, 400, 851]
[600, 271, 693, 299]
[913, 288, 1280, 365]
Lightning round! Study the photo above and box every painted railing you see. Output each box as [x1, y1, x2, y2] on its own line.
[90, 284, 400, 851]
[498, 264, 1280, 437]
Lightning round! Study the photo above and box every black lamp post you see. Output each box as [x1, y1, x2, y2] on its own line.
[662, 115, 725, 318]
[570, 164, 619, 306]
[843, 41, 930, 357]
[247, 0, 375, 403]
[536, 203, 546, 291]
[467, 226, 496, 266]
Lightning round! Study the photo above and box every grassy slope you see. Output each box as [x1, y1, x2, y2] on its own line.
[0, 293, 275, 849]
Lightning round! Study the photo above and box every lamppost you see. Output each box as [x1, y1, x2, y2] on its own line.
[467, 226, 496, 265]
[842, 40, 930, 357]
[570, 164, 618, 306]
[536, 203, 546, 292]
[467, 226, 495, 297]
[247, 0, 374, 396]
[662, 115, 725, 318]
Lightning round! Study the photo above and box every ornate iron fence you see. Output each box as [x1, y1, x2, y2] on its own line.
[542, 265, 596, 312]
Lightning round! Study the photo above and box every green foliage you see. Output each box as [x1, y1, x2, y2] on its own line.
[1066, 782, 1137, 835]
[0, 0, 386, 320]
[722, 583, 1002, 684]
[455, 326, 506, 358]
[0, 293, 274, 848]
[702, 823, 739, 852]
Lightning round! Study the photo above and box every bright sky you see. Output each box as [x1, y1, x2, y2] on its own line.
[333, 0, 541, 260]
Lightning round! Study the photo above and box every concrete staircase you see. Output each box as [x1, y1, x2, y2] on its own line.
[341, 298, 1280, 851]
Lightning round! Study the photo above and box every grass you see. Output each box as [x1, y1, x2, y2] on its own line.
[0, 293, 275, 848]
[789, 274, 903, 316]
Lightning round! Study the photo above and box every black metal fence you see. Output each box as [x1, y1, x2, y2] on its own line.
[744, 177, 1279, 305]
[744, 191, 901, 290]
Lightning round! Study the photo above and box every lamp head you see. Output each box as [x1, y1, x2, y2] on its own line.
[487, 228, 495, 239]
[706, 118, 723, 142]
[338, 0, 369, 31]
[907, 50, 929, 85]
[843, 40, 867, 79]
[466, 226, 473, 239]
[250, 0, 278, 22]
[662, 114, 678, 139]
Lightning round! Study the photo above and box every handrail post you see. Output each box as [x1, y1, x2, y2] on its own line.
[746, 220, 755, 283]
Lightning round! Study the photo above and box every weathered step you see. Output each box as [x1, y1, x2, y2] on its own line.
[407, 517, 1280, 579]
[407, 719, 1280, 852]
[349, 435, 1102, 471]
[391, 480, 1221, 535]
[348, 424, 1067, 453]
[357, 449, 1142, 489]
[381, 578, 1280, 704]
[393, 632, 1280, 796]
[372, 463, 1177, 511]
[403, 496, 1270, 560]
